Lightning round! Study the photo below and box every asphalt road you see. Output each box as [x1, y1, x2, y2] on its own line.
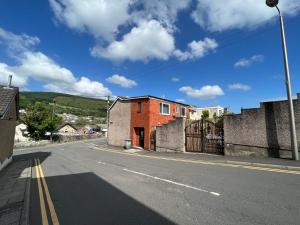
[14, 139, 300, 225]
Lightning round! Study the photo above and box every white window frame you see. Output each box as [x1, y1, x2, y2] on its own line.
[160, 102, 170, 115]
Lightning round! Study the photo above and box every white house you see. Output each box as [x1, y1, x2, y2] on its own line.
[190, 106, 225, 120]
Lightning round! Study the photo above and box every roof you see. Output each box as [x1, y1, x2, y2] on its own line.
[191, 106, 224, 110]
[130, 95, 190, 106]
[57, 123, 78, 131]
[109, 95, 190, 111]
[0, 85, 19, 119]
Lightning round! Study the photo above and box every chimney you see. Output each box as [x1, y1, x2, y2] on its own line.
[8, 75, 12, 88]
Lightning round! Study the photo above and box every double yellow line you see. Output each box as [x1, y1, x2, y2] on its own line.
[95, 147, 300, 175]
[34, 159, 60, 225]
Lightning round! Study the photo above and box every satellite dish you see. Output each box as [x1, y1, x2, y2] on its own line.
[266, 0, 279, 7]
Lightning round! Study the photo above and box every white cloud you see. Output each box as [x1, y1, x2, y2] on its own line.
[48, 0, 300, 64]
[49, 0, 196, 62]
[175, 98, 185, 103]
[91, 20, 175, 61]
[49, 0, 131, 40]
[0, 63, 27, 87]
[74, 77, 111, 97]
[16, 52, 76, 84]
[106, 74, 137, 88]
[228, 83, 251, 91]
[179, 85, 224, 100]
[192, 0, 300, 32]
[234, 55, 264, 68]
[132, 0, 191, 31]
[171, 77, 180, 82]
[174, 38, 218, 61]
[43, 76, 112, 97]
[49, 0, 191, 40]
[0, 27, 112, 98]
[0, 27, 40, 54]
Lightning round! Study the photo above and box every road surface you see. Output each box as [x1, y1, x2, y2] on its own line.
[14, 138, 300, 225]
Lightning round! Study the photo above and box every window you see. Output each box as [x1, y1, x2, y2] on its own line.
[160, 103, 170, 115]
[137, 102, 142, 113]
[175, 105, 179, 114]
[181, 107, 186, 117]
[218, 109, 223, 116]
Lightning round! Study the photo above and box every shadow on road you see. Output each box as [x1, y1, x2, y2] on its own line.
[30, 171, 177, 225]
[13, 151, 51, 163]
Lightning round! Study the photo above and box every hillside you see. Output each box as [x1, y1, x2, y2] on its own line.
[20, 92, 108, 117]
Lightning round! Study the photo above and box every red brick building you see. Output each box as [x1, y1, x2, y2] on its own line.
[108, 96, 190, 150]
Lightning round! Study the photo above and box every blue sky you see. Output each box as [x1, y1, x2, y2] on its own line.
[0, 0, 300, 112]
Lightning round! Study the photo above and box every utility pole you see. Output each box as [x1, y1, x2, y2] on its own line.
[51, 99, 56, 143]
[266, 0, 299, 160]
[106, 96, 110, 127]
[105, 96, 110, 142]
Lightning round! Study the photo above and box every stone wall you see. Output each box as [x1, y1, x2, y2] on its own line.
[14, 134, 102, 149]
[224, 93, 300, 158]
[156, 118, 186, 152]
[108, 100, 131, 147]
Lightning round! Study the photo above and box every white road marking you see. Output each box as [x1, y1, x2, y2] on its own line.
[97, 161, 107, 165]
[123, 168, 221, 197]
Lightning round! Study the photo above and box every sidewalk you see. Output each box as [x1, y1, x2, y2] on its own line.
[141, 151, 300, 171]
[14, 137, 105, 151]
[97, 144, 300, 171]
[0, 159, 31, 225]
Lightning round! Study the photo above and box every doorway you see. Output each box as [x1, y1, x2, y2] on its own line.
[135, 128, 145, 148]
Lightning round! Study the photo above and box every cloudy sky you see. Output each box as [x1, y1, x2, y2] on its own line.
[0, 0, 300, 112]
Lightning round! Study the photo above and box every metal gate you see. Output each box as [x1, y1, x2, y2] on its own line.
[185, 120, 224, 154]
[150, 129, 156, 151]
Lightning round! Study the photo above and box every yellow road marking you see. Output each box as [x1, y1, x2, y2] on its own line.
[95, 147, 300, 175]
[34, 159, 49, 225]
[37, 158, 60, 225]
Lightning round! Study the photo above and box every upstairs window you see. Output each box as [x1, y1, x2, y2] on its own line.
[181, 107, 186, 117]
[218, 109, 223, 116]
[160, 103, 170, 115]
[175, 105, 179, 114]
[137, 102, 142, 113]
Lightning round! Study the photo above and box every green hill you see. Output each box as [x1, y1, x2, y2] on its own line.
[20, 92, 109, 117]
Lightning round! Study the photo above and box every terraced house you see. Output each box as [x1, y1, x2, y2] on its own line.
[0, 77, 19, 171]
[108, 96, 190, 150]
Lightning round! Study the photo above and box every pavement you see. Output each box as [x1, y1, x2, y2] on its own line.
[99, 143, 300, 172]
[6, 138, 300, 225]
[0, 158, 31, 225]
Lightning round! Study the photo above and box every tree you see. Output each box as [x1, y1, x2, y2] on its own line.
[201, 110, 210, 120]
[21, 102, 62, 141]
[215, 115, 224, 128]
[213, 112, 218, 123]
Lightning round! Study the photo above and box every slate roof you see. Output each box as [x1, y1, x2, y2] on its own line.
[0, 85, 19, 119]
[109, 95, 191, 111]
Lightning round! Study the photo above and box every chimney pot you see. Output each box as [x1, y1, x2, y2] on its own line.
[8, 75, 12, 88]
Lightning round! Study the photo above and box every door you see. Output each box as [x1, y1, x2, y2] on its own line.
[139, 128, 144, 148]
[150, 129, 156, 151]
[135, 128, 145, 148]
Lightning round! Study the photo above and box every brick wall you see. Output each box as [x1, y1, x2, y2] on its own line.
[131, 99, 151, 148]
[131, 98, 189, 150]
